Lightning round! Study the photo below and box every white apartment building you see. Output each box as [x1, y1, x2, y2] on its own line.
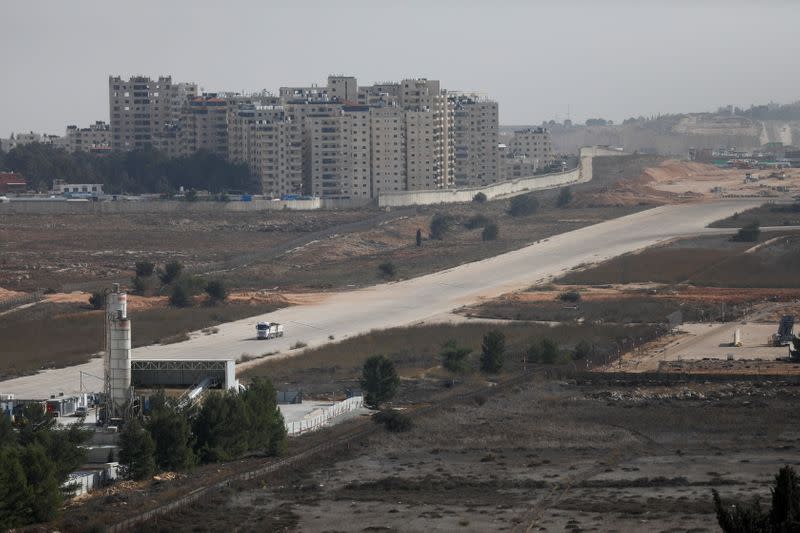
[65, 121, 112, 153]
[108, 75, 197, 151]
[450, 94, 499, 187]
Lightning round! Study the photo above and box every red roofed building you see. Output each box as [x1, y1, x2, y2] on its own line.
[0, 172, 27, 194]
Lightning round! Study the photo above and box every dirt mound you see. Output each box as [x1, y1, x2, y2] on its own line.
[641, 160, 731, 183]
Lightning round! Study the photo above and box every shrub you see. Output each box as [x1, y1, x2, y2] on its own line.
[465, 214, 489, 229]
[88, 291, 106, 310]
[573, 340, 594, 360]
[134, 261, 155, 278]
[733, 221, 761, 242]
[473, 192, 487, 203]
[480, 330, 505, 373]
[131, 276, 146, 295]
[169, 284, 191, 308]
[559, 290, 581, 303]
[184, 189, 198, 202]
[378, 262, 397, 279]
[527, 337, 560, 364]
[509, 194, 539, 217]
[440, 339, 471, 373]
[430, 214, 451, 240]
[557, 187, 572, 207]
[361, 355, 400, 408]
[373, 409, 412, 432]
[204, 280, 228, 303]
[158, 260, 183, 286]
[482, 223, 499, 241]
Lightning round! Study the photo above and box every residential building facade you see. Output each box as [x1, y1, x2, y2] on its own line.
[507, 127, 554, 170]
[65, 121, 112, 153]
[108, 75, 197, 151]
[449, 94, 499, 187]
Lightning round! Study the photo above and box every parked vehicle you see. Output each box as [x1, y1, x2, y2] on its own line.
[256, 322, 284, 340]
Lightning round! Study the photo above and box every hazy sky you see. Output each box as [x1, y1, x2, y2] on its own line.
[1, 0, 798, 135]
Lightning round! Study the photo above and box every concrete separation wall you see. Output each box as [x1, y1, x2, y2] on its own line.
[376, 146, 625, 208]
[0, 196, 374, 215]
[0, 146, 626, 214]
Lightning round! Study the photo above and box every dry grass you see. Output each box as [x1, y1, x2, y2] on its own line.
[469, 296, 727, 324]
[244, 322, 657, 393]
[560, 232, 800, 287]
[710, 202, 800, 228]
[0, 301, 284, 379]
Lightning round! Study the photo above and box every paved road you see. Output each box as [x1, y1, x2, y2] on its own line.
[0, 199, 764, 398]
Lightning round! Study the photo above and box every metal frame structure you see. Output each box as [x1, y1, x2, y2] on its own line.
[131, 359, 236, 390]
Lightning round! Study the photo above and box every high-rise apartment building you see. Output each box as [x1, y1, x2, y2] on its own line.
[400, 79, 454, 190]
[101, 73, 498, 198]
[65, 121, 112, 153]
[304, 114, 347, 198]
[327, 76, 358, 103]
[449, 94, 499, 187]
[179, 95, 229, 158]
[357, 83, 400, 107]
[108, 75, 197, 151]
[341, 106, 372, 198]
[369, 106, 406, 195]
[228, 100, 302, 197]
[508, 127, 554, 169]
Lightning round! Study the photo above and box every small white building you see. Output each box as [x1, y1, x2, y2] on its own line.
[53, 179, 104, 197]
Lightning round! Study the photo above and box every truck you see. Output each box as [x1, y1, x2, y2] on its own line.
[256, 321, 284, 340]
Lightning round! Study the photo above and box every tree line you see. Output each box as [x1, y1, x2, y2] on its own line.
[119, 378, 286, 480]
[0, 405, 89, 529]
[0, 143, 259, 195]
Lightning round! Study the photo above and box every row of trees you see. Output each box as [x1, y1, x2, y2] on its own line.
[119, 379, 286, 480]
[0, 406, 89, 528]
[90, 260, 228, 308]
[0, 143, 258, 194]
[128, 260, 227, 307]
[360, 332, 596, 408]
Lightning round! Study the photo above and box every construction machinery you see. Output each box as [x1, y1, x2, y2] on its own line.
[772, 315, 796, 347]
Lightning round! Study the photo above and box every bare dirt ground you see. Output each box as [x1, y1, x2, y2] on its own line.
[575, 157, 800, 207]
[131, 377, 800, 532]
[646, 160, 800, 200]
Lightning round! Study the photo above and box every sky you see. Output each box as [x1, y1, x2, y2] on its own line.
[1, 0, 798, 135]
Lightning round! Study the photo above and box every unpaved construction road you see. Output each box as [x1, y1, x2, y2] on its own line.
[0, 199, 763, 398]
